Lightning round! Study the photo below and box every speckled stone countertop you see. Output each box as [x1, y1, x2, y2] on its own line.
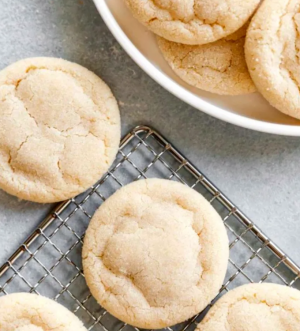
[0, 0, 300, 269]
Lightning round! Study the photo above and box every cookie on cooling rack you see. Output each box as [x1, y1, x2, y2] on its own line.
[0, 57, 120, 203]
[157, 23, 256, 95]
[196, 283, 300, 331]
[82, 178, 229, 329]
[245, 0, 300, 119]
[0, 292, 87, 330]
[124, 0, 260, 45]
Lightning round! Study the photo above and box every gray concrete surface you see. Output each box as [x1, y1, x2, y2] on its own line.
[0, 0, 300, 270]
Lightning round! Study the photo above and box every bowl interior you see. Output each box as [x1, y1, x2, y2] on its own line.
[103, 0, 300, 127]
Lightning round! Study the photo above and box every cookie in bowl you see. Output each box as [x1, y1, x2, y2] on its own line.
[246, 0, 300, 119]
[157, 23, 256, 96]
[124, 0, 260, 45]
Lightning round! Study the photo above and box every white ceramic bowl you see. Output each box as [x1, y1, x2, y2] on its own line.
[94, 0, 300, 136]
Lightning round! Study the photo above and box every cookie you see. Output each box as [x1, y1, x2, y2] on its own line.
[0, 57, 120, 203]
[0, 293, 87, 331]
[124, 0, 260, 45]
[157, 24, 256, 95]
[82, 178, 229, 329]
[245, 0, 300, 119]
[197, 283, 300, 331]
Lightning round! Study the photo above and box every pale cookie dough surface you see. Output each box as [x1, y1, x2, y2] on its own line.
[157, 24, 256, 95]
[0, 57, 120, 203]
[82, 178, 229, 329]
[197, 283, 300, 331]
[124, 0, 260, 45]
[245, 0, 300, 119]
[0, 293, 87, 331]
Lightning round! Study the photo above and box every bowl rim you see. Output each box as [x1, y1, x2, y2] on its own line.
[94, 0, 300, 136]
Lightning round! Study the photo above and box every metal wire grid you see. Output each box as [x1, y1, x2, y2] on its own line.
[0, 125, 300, 331]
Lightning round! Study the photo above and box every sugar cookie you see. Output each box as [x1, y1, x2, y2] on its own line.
[158, 24, 256, 95]
[0, 293, 87, 331]
[125, 0, 260, 45]
[245, 0, 300, 119]
[0, 57, 120, 203]
[83, 178, 229, 329]
[197, 283, 300, 331]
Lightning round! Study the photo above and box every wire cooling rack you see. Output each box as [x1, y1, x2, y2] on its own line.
[1, 125, 300, 330]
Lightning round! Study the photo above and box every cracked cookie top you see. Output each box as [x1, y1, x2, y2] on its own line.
[82, 178, 229, 329]
[246, 0, 300, 119]
[157, 23, 256, 96]
[197, 283, 300, 331]
[0, 57, 120, 203]
[124, 0, 260, 45]
[0, 293, 87, 331]
[15, 327, 43, 331]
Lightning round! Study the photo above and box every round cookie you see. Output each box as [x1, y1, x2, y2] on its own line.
[124, 0, 260, 45]
[0, 57, 120, 203]
[197, 283, 300, 331]
[82, 178, 229, 329]
[245, 0, 300, 119]
[0, 293, 87, 331]
[157, 24, 256, 95]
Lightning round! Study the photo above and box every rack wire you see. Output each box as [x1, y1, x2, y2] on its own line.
[0, 125, 300, 331]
